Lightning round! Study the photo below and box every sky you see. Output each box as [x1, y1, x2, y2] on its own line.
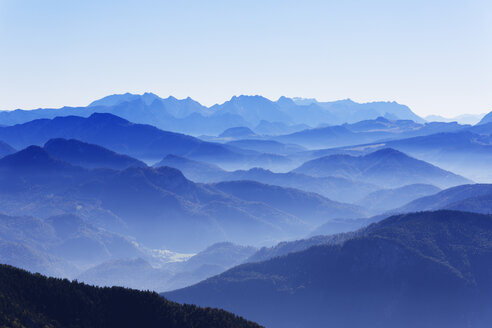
[0, 0, 491, 117]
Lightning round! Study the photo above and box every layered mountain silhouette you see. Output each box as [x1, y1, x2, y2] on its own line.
[399, 183, 492, 214]
[224, 168, 380, 203]
[319, 125, 492, 182]
[154, 156, 379, 203]
[385, 128, 492, 181]
[0, 146, 368, 251]
[2, 92, 490, 326]
[275, 125, 361, 148]
[166, 210, 492, 328]
[218, 127, 257, 139]
[271, 116, 467, 148]
[212, 180, 366, 225]
[164, 242, 257, 291]
[154, 155, 228, 182]
[77, 242, 257, 293]
[0, 113, 234, 161]
[289, 98, 425, 123]
[357, 183, 441, 212]
[293, 148, 471, 188]
[0, 206, 261, 292]
[77, 257, 171, 291]
[0, 113, 293, 169]
[0, 93, 425, 135]
[0, 140, 15, 158]
[0, 212, 141, 278]
[44, 138, 146, 169]
[0, 264, 261, 328]
[245, 233, 355, 263]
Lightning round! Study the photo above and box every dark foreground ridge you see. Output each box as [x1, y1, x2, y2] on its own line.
[0, 264, 261, 328]
[166, 210, 492, 328]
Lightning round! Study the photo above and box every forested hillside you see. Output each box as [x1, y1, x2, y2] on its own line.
[0, 264, 261, 328]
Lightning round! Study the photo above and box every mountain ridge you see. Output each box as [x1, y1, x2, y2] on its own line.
[165, 210, 492, 328]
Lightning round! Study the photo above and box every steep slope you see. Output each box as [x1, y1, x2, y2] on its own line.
[0, 113, 292, 169]
[77, 258, 172, 291]
[0, 240, 76, 278]
[153, 155, 228, 182]
[153, 157, 378, 203]
[294, 148, 470, 188]
[0, 147, 308, 251]
[307, 125, 492, 182]
[0, 145, 87, 191]
[0, 264, 261, 328]
[369, 128, 492, 182]
[222, 168, 379, 203]
[0, 212, 141, 277]
[399, 184, 492, 214]
[166, 211, 492, 328]
[0, 140, 15, 158]
[218, 127, 257, 139]
[246, 233, 355, 263]
[78, 242, 257, 292]
[0, 113, 244, 163]
[477, 110, 492, 125]
[165, 242, 258, 291]
[213, 180, 366, 225]
[44, 138, 146, 169]
[357, 184, 441, 212]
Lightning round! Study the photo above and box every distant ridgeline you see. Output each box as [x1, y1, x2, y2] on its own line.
[0, 264, 261, 328]
[0, 93, 424, 135]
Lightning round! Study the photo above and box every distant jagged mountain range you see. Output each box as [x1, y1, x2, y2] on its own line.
[0, 93, 425, 135]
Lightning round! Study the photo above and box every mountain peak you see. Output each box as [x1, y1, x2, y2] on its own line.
[88, 112, 130, 125]
[477, 111, 492, 125]
[0, 145, 75, 171]
[294, 147, 469, 188]
[43, 138, 146, 170]
[218, 126, 256, 138]
[88, 92, 161, 107]
[367, 147, 406, 157]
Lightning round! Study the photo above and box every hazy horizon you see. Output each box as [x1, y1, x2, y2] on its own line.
[1, 0, 491, 117]
[0, 92, 488, 121]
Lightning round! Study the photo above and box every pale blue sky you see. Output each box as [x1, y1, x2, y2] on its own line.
[1, 0, 491, 117]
